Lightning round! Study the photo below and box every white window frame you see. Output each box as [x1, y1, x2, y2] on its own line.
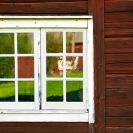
[0, 16, 94, 123]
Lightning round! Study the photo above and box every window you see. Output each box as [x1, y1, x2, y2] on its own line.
[0, 16, 93, 122]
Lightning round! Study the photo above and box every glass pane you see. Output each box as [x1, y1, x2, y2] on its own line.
[66, 56, 83, 78]
[66, 32, 83, 53]
[46, 81, 63, 102]
[46, 56, 63, 78]
[0, 57, 15, 78]
[17, 33, 34, 54]
[18, 81, 34, 102]
[0, 33, 14, 54]
[46, 32, 63, 53]
[66, 81, 83, 102]
[0, 81, 15, 102]
[18, 57, 34, 78]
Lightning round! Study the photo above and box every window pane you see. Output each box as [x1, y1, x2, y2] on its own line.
[18, 81, 34, 102]
[17, 33, 34, 54]
[46, 32, 63, 53]
[0, 33, 14, 54]
[66, 81, 83, 102]
[66, 32, 83, 53]
[18, 57, 34, 78]
[46, 81, 63, 102]
[0, 81, 15, 102]
[46, 56, 63, 77]
[0, 57, 15, 78]
[66, 56, 83, 78]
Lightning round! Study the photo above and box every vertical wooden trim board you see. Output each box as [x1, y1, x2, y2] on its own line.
[92, 0, 105, 133]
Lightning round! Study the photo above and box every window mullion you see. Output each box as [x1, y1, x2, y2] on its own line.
[14, 32, 18, 102]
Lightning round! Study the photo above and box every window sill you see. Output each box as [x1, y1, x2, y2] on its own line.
[0, 110, 88, 122]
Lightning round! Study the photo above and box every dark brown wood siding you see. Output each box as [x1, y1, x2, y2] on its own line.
[105, 0, 133, 133]
[0, 0, 91, 133]
[0, 0, 88, 15]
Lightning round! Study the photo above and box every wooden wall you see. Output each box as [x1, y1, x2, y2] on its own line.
[0, 0, 133, 133]
[105, 0, 133, 133]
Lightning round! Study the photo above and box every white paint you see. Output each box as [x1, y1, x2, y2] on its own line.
[87, 19, 95, 123]
[0, 113, 88, 122]
[0, 17, 94, 122]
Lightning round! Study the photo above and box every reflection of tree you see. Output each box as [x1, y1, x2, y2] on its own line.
[46, 32, 63, 75]
[0, 33, 33, 78]
[17, 33, 33, 54]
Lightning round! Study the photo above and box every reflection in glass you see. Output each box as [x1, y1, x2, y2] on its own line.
[0, 57, 15, 78]
[66, 81, 83, 102]
[46, 56, 63, 77]
[18, 57, 34, 78]
[18, 81, 34, 102]
[46, 81, 63, 102]
[17, 33, 34, 54]
[46, 32, 63, 53]
[0, 81, 15, 102]
[0, 33, 14, 54]
[66, 56, 83, 78]
[66, 32, 83, 53]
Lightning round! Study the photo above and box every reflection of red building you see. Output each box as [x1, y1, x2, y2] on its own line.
[18, 57, 34, 78]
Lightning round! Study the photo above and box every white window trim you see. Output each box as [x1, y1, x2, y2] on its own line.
[0, 16, 94, 123]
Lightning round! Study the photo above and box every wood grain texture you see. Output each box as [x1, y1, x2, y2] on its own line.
[0, 122, 89, 133]
[105, 12, 133, 22]
[0, 2, 88, 14]
[105, 127, 133, 133]
[105, 38, 133, 54]
[0, 0, 87, 3]
[106, 107, 133, 117]
[92, 0, 105, 132]
[105, 0, 133, 12]
[106, 117, 133, 127]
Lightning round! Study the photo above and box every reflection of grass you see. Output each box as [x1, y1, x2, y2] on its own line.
[66, 71, 83, 77]
[18, 81, 34, 95]
[0, 82, 15, 98]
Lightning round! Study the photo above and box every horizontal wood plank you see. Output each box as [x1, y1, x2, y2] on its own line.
[105, 38, 133, 54]
[0, 122, 88, 127]
[106, 107, 133, 117]
[105, 29, 133, 38]
[0, 2, 88, 14]
[106, 117, 133, 127]
[106, 97, 133, 107]
[106, 89, 133, 98]
[106, 63, 133, 74]
[0, 0, 87, 2]
[105, 1, 133, 12]
[105, 75, 133, 89]
[105, 127, 133, 133]
[0, 126, 89, 133]
[105, 12, 133, 22]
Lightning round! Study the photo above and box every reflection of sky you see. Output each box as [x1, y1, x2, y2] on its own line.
[75, 32, 83, 43]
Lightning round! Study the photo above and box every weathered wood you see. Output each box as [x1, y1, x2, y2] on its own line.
[105, 127, 133, 133]
[106, 54, 133, 64]
[105, 22, 133, 29]
[105, 75, 133, 89]
[105, 0, 133, 12]
[0, 127, 89, 133]
[0, 122, 88, 127]
[106, 117, 133, 127]
[105, 12, 133, 22]
[105, 29, 133, 38]
[0, 2, 88, 14]
[106, 107, 133, 117]
[0, 0, 87, 2]
[0, 122, 89, 133]
[105, 38, 133, 54]
[106, 63, 133, 74]
[92, 0, 105, 132]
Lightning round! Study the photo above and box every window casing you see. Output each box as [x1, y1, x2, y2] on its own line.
[0, 16, 94, 122]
